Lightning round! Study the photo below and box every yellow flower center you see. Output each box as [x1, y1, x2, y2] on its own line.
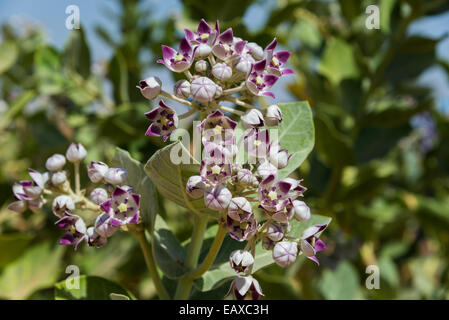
[211, 165, 222, 175]
[255, 75, 264, 86]
[212, 125, 223, 135]
[253, 140, 262, 147]
[200, 33, 209, 41]
[161, 117, 169, 126]
[174, 54, 184, 62]
[268, 190, 278, 201]
[118, 203, 128, 213]
[223, 43, 231, 52]
[272, 56, 280, 67]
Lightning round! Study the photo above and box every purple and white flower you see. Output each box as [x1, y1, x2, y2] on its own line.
[104, 167, 128, 185]
[88, 161, 109, 183]
[52, 195, 75, 218]
[100, 186, 140, 226]
[258, 174, 291, 212]
[157, 38, 196, 72]
[227, 276, 264, 300]
[226, 215, 257, 242]
[265, 104, 283, 126]
[55, 213, 87, 250]
[245, 59, 278, 98]
[145, 100, 179, 141]
[45, 154, 66, 171]
[300, 224, 328, 265]
[241, 109, 265, 129]
[190, 76, 218, 102]
[227, 197, 253, 222]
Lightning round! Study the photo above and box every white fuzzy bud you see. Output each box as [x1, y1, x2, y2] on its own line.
[195, 60, 208, 73]
[104, 167, 128, 185]
[66, 143, 87, 163]
[90, 188, 109, 205]
[186, 175, 206, 199]
[174, 79, 191, 99]
[51, 171, 67, 186]
[273, 241, 298, 267]
[212, 63, 232, 81]
[45, 154, 66, 171]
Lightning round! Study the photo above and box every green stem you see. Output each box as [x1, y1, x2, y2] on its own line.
[174, 215, 209, 299]
[132, 228, 170, 300]
[187, 223, 227, 279]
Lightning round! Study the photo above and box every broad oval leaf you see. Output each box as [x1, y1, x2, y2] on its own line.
[0, 41, 18, 74]
[144, 141, 217, 218]
[275, 101, 315, 179]
[152, 215, 187, 279]
[114, 148, 158, 232]
[0, 242, 64, 299]
[55, 275, 135, 300]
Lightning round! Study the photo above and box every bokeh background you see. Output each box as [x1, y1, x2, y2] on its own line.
[1, 0, 449, 299]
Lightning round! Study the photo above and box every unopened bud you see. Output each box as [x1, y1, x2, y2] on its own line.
[195, 60, 208, 73]
[138, 76, 162, 100]
[90, 188, 109, 205]
[66, 143, 87, 163]
[88, 161, 109, 183]
[273, 241, 298, 267]
[174, 79, 191, 99]
[265, 104, 283, 126]
[51, 171, 67, 186]
[291, 200, 311, 221]
[229, 250, 254, 274]
[104, 167, 128, 185]
[186, 175, 206, 199]
[45, 154, 66, 171]
[212, 63, 232, 81]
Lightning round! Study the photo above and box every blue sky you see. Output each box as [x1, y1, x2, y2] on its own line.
[0, 0, 448, 108]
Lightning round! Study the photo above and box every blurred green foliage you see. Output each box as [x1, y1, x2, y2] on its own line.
[1, 0, 449, 299]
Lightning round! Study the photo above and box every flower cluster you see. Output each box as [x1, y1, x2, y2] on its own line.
[183, 108, 327, 300]
[8, 143, 140, 249]
[137, 19, 327, 300]
[138, 19, 294, 142]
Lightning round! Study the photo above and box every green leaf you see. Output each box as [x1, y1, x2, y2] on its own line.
[34, 46, 65, 95]
[54, 275, 135, 300]
[318, 37, 359, 85]
[195, 215, 331, 292]
[63, 28, 91, 78]
[380, 0, 397, 32]
[144, 141, 217, 218]
[114, 148, 159, 231]
[318, 261, 361, 299]
[0, 41, 18, 74]
[274, 101, 315, 179]
[0, 233, 31, 268]
[152, 215, 187, 279]
[0, 242, 64, 299]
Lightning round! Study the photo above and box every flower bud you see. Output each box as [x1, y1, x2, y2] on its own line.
[204, 185, 232, 211]
[45, 154, 66, 171]
[186, 175, 206, 199]
[104, 167, 128, 185]
[290, 200, 311, 221]
[229, 250, 254, 274]
[7, 200, 27, 213]
[22, 181, 42, 200]
[265, 104, 283, 126]
[137, 76, 162, 100]
[262, 236, 275, 250]
[246, 42, 264, 60]
[191, 77, 217, 102]
[174, 79, 191, 99]
[257, 160, 278, 180]
[228, 197, 252, 222]
[266, 222, 284, 242]
[235, 169, 253, 186]
[195, 43, 212, 58]
[233, 56, 253, 76]
[88, 161, 109, 183]
[195, 60, 208, 73]
[212, 63, 232, 81]
[66, 143, 87, 163]
[52, 195, 75, 217]
[273, 241, 298, 267]
[268, 143, 290, 169]
[51, 171, 67, 186]
[95, 213, 118, 238]
[90, 188, 109, 205]
[241, 109, 265, 129]
[28, 198, 43, 212]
